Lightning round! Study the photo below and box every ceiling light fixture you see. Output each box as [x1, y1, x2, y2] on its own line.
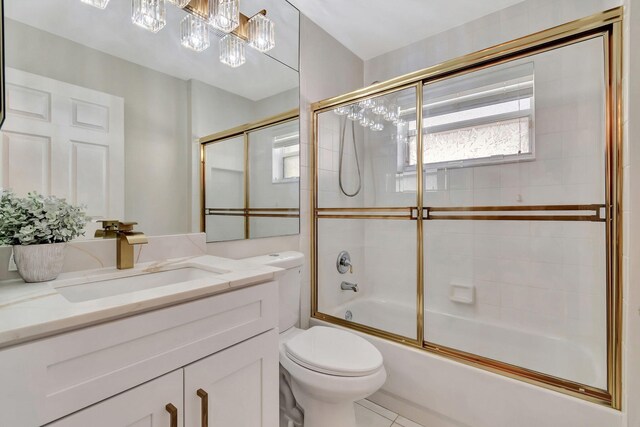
[83, 0, 275, 68]
[132, 0, 167, 33]
[168, 0, 191, 7]
[209, 0, 240, 33]
[219, 34, 246, 67]
[248, 12, 275, 53]
[81, 0, 110, 9]
[181, 15, 210, 52]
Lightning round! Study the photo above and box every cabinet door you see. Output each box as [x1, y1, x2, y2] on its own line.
[184, 329, 279, 427]
[48, 370, 183, 427]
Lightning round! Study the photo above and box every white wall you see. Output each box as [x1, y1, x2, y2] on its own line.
[622, 0, 640, 426]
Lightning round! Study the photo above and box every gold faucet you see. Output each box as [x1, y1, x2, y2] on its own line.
[95, 220, 148, 269]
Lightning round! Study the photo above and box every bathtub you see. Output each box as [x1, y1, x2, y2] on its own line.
[313, 297, 617, 427]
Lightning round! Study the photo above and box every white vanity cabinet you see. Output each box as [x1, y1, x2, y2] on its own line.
[48, 330, 278, 427]
[48, 370, 185, 427]
[0, 281, 279, 427]
[184, 329, 279, 427]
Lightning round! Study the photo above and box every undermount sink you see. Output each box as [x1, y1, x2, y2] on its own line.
[55, 267, 220, 303]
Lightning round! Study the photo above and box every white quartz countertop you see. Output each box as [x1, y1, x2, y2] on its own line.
[0, 255, 282, 349]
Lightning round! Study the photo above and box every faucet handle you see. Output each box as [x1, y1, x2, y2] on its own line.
[94, 219, 120, 238]
[96, 219, 120, 229]
[117, 221, 139, 232]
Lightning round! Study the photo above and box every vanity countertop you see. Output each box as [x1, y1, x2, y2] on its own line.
[0, 255, 282, 350]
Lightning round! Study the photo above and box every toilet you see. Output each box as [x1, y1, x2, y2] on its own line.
[243, 252, 387, 427]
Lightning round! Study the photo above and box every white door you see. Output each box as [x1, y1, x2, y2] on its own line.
[48, 370, 184, 427]
[184, 329, 279, 427]
[0, 67, 125, 228]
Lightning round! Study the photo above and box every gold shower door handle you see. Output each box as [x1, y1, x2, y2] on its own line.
[165, 403, 178, 427]
[197, 388, 209, 427]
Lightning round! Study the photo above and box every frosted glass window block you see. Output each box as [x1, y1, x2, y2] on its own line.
[209, 0, 240, 33]
[81, 0, 110, 9]
[248, 13, 275, 53]
[219, 34, 245, 67]
[316, 218, 418, 340]
[168, 0, 190, 7]
[132, 0, 166, 33]
[181, 15, 210, 52]
[423, 219, 607, 389]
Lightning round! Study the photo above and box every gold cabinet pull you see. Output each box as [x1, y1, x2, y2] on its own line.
[165, 403, 178, 427]
[197, 389, 209, 427]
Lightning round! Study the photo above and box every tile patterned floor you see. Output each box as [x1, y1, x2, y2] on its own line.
[355, 399, 424, 427]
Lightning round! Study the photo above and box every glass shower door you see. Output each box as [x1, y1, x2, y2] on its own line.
[421, 37, 608, 389]
[203, 136, 246, 242]
[315, 85, 421, 341]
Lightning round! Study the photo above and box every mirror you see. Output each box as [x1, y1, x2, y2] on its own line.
[0, 0, 300, 239]
[202, 113, 299, 242]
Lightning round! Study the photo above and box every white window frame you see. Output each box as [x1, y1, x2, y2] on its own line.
[272, 131, 300, 184]
[399, 62, 536, 174]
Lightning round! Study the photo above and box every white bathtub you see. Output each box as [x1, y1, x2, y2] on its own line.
[319, 297, 616, 427]
[333, 297, 603, 388]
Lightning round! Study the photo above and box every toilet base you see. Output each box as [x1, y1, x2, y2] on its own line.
[291, 381, 358, 427]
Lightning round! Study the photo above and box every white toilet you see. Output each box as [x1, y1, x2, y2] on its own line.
[244, 251, 387, 427]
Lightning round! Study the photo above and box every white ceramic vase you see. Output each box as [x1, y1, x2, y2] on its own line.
[13, 243, 66, 283]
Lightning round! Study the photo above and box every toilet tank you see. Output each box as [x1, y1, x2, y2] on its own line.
[242, 251, 304, 332]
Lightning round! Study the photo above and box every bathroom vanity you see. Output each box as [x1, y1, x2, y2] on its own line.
[0, 255, 281, 426]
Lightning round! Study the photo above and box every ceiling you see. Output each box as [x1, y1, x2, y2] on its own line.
[288, 0, 526, 60]
[5, 0, 299, 101]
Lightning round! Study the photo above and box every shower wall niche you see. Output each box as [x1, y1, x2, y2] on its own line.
[311, 10, 622, 408]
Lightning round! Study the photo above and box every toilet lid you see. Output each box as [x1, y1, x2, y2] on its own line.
[284, 326, 383, 377]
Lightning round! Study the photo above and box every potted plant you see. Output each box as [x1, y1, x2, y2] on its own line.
[0, 191, 89, 283]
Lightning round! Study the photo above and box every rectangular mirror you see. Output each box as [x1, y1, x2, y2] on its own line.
[0, 0, 300, 239]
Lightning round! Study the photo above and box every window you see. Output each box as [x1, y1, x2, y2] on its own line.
[272, 130, 300, 183]
[399, 62, 534, 172]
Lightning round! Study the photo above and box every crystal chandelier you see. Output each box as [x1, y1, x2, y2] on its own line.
[132, 0, 166, 33]
[334, 96, 402, 131]
[181, 15, 210, 52]
[219, 34, 246, 67]
[81, 0, 110, 9]
[81, 0, 276, 68]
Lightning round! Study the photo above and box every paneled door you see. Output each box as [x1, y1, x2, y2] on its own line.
[184, 329, 279, 427]
[0, 67, 124, 227]
[48, 370, 184, 427]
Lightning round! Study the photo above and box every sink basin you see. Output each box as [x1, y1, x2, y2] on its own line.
[55, 267, 220, 303]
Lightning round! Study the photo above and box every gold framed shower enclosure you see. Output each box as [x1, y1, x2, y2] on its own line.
[310, 8, 623, 408]
[200, 109, 300, 238]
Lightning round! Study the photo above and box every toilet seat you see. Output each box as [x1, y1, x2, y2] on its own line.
[284, 326, 383, 377]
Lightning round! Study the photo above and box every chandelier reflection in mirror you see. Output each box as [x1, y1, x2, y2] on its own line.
[334, 95, 405, 133]
[81, 0, 276, 67]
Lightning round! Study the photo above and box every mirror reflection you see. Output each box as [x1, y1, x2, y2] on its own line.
[203, 114, 299, 243]
[0, 0, 300, 238]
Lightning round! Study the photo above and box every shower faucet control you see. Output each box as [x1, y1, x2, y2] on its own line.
[341, 281, 359, 292]
[337, 250, 353, 274]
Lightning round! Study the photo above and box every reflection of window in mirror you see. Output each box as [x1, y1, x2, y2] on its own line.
[272, 130, 300, 183]
[399, 62, 535, 174]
